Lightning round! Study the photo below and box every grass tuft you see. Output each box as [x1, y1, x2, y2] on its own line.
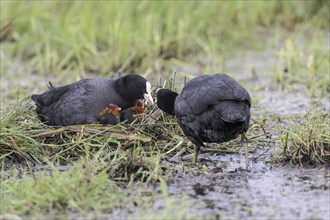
[0, 97, 45, 163]
[276, 105, 330, 166]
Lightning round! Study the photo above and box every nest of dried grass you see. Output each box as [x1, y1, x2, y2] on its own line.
[1, 97, 186, 158]
[1, 93, 271, 182]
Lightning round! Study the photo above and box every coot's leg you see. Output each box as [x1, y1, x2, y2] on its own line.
[192, 145, 200, 164]
[241, 132, 249, 167]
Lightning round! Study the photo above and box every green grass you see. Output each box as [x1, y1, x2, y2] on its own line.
[275, 104, 330, 166]
[1, 159, 127, 218]
[274, 33, 330, 97]
[0, 97, 44, 163]
[1, 157, 198, 219]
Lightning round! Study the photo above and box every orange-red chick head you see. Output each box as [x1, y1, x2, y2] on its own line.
[101, 104, 121, 116]
[108, 104, 121, 116]
[134, 100, 147, 113]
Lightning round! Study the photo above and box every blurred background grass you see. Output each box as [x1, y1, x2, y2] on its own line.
[1, 1, 329, 77]
[1, 1, 329, 103]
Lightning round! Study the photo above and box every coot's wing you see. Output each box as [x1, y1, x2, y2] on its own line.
[33, 79, 109, 125]
[48, 92, 98, 125]
[31, 85, 70, 107]
[176, 74, 251, 115]
[31, 79, 91, 107]
[176, 113, 205, 147]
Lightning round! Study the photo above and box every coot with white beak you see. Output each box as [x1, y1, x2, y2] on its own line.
[32, 74, 154, 126]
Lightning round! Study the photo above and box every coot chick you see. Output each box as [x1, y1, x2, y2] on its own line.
[96, 103, 121, 125]
[157, 74, 251, 164]
[120, 100, 147, 124]
[31, 74, 154, 126]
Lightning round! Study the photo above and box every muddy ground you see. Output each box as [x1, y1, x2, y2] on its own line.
[105, 149, 329, 219]
[164, 154, 329, 219]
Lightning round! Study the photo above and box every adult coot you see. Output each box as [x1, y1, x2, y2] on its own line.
[31, 74, 154, 126]
[96, 103, 121, 125]
[120, 100, 147, 124]
[157, 73, 251, 163]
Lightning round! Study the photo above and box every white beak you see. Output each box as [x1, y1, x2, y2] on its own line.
[144, 93, 154, 105]
[144, 82, 154, 105]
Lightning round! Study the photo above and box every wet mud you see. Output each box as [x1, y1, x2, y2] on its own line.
[163, 153, 330, 219]
[111, 148, 329, 220]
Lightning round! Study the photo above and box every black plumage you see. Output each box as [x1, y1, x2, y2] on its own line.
[31, 74, 153, 126]
[157, 73, 251, 163]
[156, 89, 178, 116]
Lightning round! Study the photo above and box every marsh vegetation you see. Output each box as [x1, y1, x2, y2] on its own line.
[1, 1, 329, 219]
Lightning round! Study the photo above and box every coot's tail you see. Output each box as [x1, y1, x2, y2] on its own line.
[31, 94, 42, 106]
[216, 100, 250, 134]
[30, 94, 49, 123]
[218, 101, 249, 122]
[30, 81, 60, 125]
[31, 81, 55, 106]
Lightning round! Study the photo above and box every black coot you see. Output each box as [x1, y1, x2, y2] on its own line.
[157, 73, 251, 163]
[96, 103, 121, 125]
[31, 74, 154, 126]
